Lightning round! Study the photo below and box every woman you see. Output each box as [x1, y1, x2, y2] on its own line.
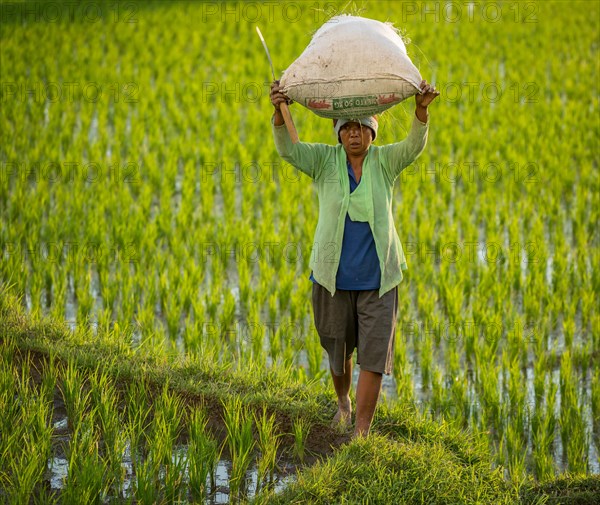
[270, 79, 439, 437]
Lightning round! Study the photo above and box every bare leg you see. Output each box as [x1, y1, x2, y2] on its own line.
[354, 369, 382, 437]
[330, 357, 352, 425]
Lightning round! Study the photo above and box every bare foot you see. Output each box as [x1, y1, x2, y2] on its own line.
[332, 397, 352, 428]
[352, 426, 369, 439]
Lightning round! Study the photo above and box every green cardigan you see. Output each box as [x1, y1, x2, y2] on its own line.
[272, 114, 429, 297]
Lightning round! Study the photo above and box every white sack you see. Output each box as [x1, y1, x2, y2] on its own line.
[280, 15, 422, 119]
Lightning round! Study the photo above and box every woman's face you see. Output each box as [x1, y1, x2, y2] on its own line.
[339, 121, 373, 156]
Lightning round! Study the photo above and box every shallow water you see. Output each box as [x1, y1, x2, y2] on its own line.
[46, 412, 296, 503]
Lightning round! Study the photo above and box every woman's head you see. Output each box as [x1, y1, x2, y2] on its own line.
[333, 116, 378, 156]
[333, 116, 378, 143]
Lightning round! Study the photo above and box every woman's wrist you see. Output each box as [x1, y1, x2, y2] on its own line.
[415, 105, 428, 123]
[273, 107, 284, 126]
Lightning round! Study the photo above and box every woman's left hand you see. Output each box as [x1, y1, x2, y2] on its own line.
[415, 79, 440, 108]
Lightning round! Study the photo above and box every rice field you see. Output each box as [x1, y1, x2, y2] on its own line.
[1, 0, 599, 502]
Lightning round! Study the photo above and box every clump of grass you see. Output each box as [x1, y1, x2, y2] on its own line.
[187, 407, 221, 501]
[531, 380, 557, 481]
[133, 452, 161, 504]
[559, 351, 588, 474]
[222, 396, 255, 499]
[62, 415, 106, 503]
[2, 351, 54, 504]
[90, 365, 126, 496]
[254, 406, 282, 491]
[305, 328, 324, 380]
[59, 359, 92, 432]
[292, 417, 310, 463]
[125, 378, 152, 474]
[256, 433, 516, 504]
[151, 383, 186, 501]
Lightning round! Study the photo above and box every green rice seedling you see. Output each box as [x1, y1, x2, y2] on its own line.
[220, 290, 237, 339]
[238, 258, 251, 310]
[4, 368, 53, 505]
[580, 286, 595, 330]
[62, 414, 106, 504]
[505, 416, 527, 486]
[305, 327, 324, 379]
[126, 378, 152, 470]
[27, 268, 45, 316]
[429, 368, 445, 419]
[531, 403, 556, 481]
[119, 267, 139, 326]
[249, 316, 267, 368]
[75, 266, 95, 322]
[222, 396, 255, 498]
[559, 353, 588, 474]
[292, 417, 310, 463]
[8, 425, 53, 505]
[277, 270, 294, 313]
[533, 341, 546, 403]
[0, 357, 18, 475]
[267, 292, 278, 324]
[592, 369, 600, 433]
[289, 287, 307, 324]
[144, 385, 186, 501]
[187, 407, 220, 500]
[38, 352, 58, 405]
[163, 446, 187, 504]
[562, 302, 577, 350]
[152, 383, 183, 467]
[476, 355, 501, 438]
[507, 357, 526, 440]
[164, 292, 183, 340]
[59, 359, 92, 432]
[182, 313, 200, 354]
[440, 271, 464, 322]
[464, 318, 476, 366]
[269, 323, 282, 364]
[133, 453, 161, 505]
[420, 334, 433, 388]
[281, 321, 297, 370]
[254, 406, 282, 489]
[393, 328, 414, 405]
[90, 367, 125, 495]
[49, 268, 67, 321]
[450, 373, 469, 428]
[7, 452, 41, 505]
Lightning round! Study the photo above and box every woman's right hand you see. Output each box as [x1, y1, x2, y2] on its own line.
[270, 80, 290, 111]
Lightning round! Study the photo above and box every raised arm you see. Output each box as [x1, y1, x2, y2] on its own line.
[270, 80, 329, 180]
[270, 80, 288, 127]
[415, 79, 439, 123]
[380, 79, 439, 183]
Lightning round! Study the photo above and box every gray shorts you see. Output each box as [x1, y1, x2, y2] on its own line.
[311, 283, 398, 376]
